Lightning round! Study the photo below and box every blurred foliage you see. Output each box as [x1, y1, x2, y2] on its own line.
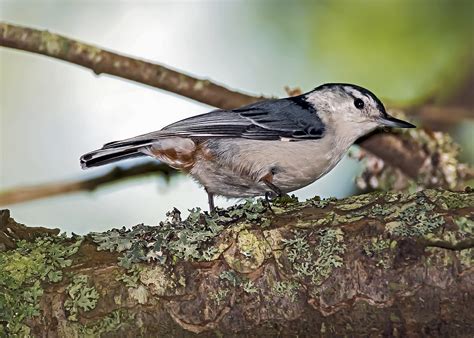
[261, 0, 473, 104]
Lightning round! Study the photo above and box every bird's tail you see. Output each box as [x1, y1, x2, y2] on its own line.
[80, 137, 156, 169]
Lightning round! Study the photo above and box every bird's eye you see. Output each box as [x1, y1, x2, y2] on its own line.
[354, 98, 364, 109]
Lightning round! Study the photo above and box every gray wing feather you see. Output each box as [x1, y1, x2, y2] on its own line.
[163, 97, 325, 140]
[102, 96, 325, 150]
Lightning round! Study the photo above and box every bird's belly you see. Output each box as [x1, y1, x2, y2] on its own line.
[190, 138, 342, 198]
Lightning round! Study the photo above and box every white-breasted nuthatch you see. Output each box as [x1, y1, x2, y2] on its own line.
[80, 83, 415, 210]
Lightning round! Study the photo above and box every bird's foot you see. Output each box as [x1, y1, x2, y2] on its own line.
[264, 191, 275, 213]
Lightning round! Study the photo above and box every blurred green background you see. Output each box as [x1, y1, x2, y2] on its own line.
[0, 0, 472, 233]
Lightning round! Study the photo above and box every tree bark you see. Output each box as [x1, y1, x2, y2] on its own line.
[1, 189, 473, 337]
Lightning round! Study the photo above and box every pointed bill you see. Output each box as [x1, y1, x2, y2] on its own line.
[379, 115, 416, 128]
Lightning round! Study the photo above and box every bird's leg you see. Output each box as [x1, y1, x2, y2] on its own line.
[206, 190, 215, 213]
[263, 180, 282, 197]
[264, 191, 277, 213]
[261, 174, 282, 212]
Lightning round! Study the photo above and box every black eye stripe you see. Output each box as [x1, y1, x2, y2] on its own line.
[354, 98, 364, 109]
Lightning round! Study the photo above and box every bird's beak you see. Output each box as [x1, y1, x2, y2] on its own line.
[379, 115, 416, 128]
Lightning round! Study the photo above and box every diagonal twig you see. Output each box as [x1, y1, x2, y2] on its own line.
[0, 22, 261, 110]
[0, 163, 177, 206]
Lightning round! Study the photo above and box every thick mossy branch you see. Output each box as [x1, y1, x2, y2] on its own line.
[0, 189, 473, 337]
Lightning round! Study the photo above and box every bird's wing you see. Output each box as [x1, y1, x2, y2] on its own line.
[101, 97, 325, 150]
[162, 96, 326, 140]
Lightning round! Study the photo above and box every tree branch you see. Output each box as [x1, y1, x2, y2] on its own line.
[358, 133, 426, 179]
[414, 105, 473, 124]
[0, 163, 177, 206]
[0, 22, 260, 110]
[1, 189, 473, 336]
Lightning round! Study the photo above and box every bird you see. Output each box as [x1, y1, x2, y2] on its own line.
[80, 83, 415, 211]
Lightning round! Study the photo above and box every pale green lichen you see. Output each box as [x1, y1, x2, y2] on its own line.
[295, 211, 335, 228]
[334, 213, 364, 224]
[139, 265, 176, 297]
[0, 235, 82, 334]
[92, 207, 225, 267]
[335, 192, 382, 211]
[363, 237, 396, 269]
[307, 196, 337, 208]
[223, 229, 267, 273]
[282, 228, 346, 285]
[433, 190, 474, 210]
[458, 248, 473, 267]
[201, 246, 221, 261]
[77, 310, 133, 337]
[219, 270, 241, 287]
[311, 228, 346, 284]
[128, 285, 149, 305]
[116, 265, 143, 289]
[116, 266, 150, 305]
[209, 289, 230, 306]
[228, 199, 270, 222]
[272, 280, 300, 302]
[242, 280, 258, 294]
[385, 196, 445, 237]
[64, 274, 100, 321]
[269, 194, 301, 214]
[263, 228, 285, 251]
[370, 203, 395, 217]
[91, 199, 271, 268]
[454, 216, 473, 235]
[219, 270, 259, 295]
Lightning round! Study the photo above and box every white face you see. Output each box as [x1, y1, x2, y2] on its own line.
[305, 83, 414, 137]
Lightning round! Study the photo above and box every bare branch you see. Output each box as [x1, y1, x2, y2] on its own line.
[0, 22, 261, 110]
[414, 105, 473, 124]
[0, 163, 177, 206]
[358, 133, 426, 179]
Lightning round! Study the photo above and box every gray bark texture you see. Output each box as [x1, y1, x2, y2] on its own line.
[0, 188, 473, 337]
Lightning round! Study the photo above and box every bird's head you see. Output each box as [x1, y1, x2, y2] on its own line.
[305, 83, 415, 138]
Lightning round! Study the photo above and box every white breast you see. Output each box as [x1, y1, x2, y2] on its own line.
[227, 137, 343, 191]
[189, 131, 352, 197]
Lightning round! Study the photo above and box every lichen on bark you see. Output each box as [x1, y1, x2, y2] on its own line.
[0, 188, 472, 337]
